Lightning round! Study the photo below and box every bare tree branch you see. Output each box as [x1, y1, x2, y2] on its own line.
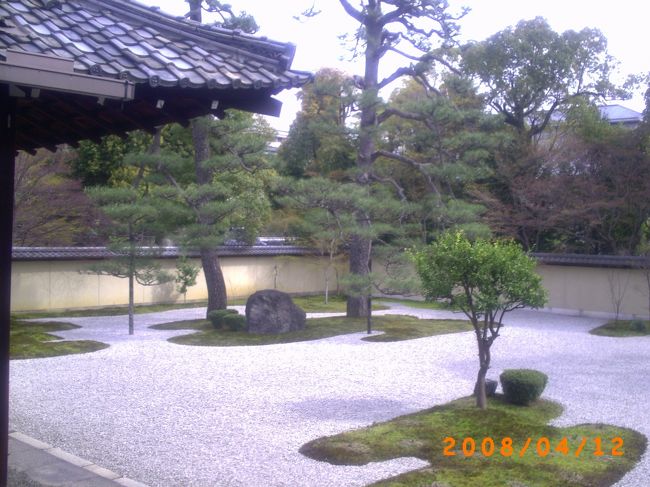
[372, 149, 441, 197]
[377, 106, 425, 125]
[377, 66, 417, 89]
[369, 172, 407, 201]
[338, 0, 364, 22]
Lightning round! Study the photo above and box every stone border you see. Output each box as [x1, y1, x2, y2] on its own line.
[9, 431, 149, 487]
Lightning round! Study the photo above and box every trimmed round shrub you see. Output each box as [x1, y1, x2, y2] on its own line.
[500, 369, 548, 406]
[630, 320, 647, 332]
[207, 309, 238, 329]
[222, 313, 247, 332]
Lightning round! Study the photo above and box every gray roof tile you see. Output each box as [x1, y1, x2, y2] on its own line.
[533, 253, 650, 269]
[8, 2, 30, 13]
[1, 0, 310, 92]
[12, 246, 316, 261]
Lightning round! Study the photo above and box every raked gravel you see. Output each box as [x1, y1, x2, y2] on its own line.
[9, 303, 650, 486]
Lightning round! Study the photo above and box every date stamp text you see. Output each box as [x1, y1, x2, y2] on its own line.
[443, 436, 624, 458]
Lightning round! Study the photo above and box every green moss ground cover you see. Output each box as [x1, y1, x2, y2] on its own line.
[13, 294, 388, 319]
[590, 320, 650, 337]
[151, 314, 473, 346]
[300, 395, 647, 487]
[10, 318, 108, 359]
[378, 298, 457, 311]
[13, 301, 210, 319]
[229, 294, 388, 313]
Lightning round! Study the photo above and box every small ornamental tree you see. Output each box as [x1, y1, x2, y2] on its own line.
[85, 186, 173, 335]
[411, 231, 547, 409]
[175, 256, 200, 303]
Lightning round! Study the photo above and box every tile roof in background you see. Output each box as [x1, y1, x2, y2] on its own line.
[12, 248, 650, 269]
[12, 246, 317, 261]
[0, 0, 310, 92]
[598, 104, 644, 125]
[533, 253, 650, 269]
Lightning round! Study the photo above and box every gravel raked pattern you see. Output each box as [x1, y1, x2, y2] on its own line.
[9, 303, 650, 487]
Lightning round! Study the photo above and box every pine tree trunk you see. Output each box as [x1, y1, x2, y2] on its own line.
[191, 117, 229, 316]
[346, 12, 381, 318]
[347, 235, 371, 317]
[201, 248, 227, 314]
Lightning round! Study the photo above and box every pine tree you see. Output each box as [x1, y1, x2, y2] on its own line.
[333, 0, 466, 317]
[85, 186, 172, 335]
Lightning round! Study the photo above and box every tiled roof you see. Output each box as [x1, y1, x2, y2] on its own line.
[0, 0, 310, 92]
[533, 253, 650, 269]
[12, 245, 317, 261]
[1, 0, 312, 151]
[598, 104, 643, 124]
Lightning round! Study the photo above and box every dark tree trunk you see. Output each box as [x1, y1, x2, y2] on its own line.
[347, 235, 371, 317]
[186, 0, 202, 22]
[201, 248, 227, 313]
[191, 117, 212, 185]
[474, 339, 491, 409]
[191, 117, 229, 316]
[346, 9, 381, 318]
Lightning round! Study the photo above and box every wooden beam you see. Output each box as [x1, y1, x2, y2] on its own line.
[1, 50, 135, 100]
[0, 83, 16, 487]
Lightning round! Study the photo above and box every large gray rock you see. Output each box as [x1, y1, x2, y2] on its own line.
[245, 290, 306, 334]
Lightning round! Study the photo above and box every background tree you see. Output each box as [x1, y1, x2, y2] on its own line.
[276, 174, 412, 329]
[276, 177, 361, 304]
[462, 18, 632, 250]
[13, 148, 102, 246]
[333, 0, 466, 317]
[377, 75, 502, 242]
[277, 68, 357, 179]
[462, 17, 620, 142]
[185, 0, 258, 32]
[86, 186, 172, 335]
[175, 256, 200, 303]
[411, 231, 547, 409]
[477, 104, 650, 253]
[71, 131, 151, 187]
[636, 221, 650, 319]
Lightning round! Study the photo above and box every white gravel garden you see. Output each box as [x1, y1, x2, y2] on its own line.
[9, 303, 650, 486]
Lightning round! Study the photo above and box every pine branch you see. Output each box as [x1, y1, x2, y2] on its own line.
[377, 107, 425, 125]
[378, 66, 418, 89]
[371, 149, 441, 197]
[338, 0, 364, 22]
[369, 172, 407, 202]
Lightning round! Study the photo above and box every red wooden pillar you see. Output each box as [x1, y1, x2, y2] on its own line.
[0, 84, 16, 486]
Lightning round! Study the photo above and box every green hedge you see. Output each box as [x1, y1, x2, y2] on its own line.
[500, 369, 548, 406]
[222, 313, 247, 332]
[207, 309, 239, 329]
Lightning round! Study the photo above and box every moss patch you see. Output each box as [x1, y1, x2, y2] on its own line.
[13, 301, 209, 319]
[300, 395, 646, 487]
[151, 314, 473, 347]
[14, 295, 388, 319]
[10, 319, 109, 360]
[590, 320, 650, 337]
[228, 294, 388, 313]
[378, 298, 458, 311]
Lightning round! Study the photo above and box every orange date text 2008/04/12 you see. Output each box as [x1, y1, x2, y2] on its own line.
[442, 436, 624, 458]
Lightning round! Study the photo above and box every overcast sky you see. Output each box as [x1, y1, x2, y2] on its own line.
[141, 0, 650, 131]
